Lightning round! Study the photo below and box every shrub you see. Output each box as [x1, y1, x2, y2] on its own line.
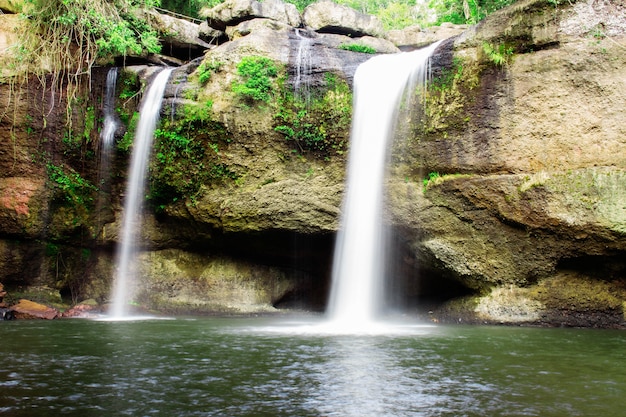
[232, 56, 278, 103]
[338, 43, 377, 54]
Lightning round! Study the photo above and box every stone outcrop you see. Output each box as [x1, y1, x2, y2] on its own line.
[302, 0, 385, 37]
[388, 22, 467, 49]
[201, 0, 301, 31]
[10, 299, 59, 319]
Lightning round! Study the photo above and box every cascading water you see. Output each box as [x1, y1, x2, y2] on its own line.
[294, 29, 313, 103]
[326, 42, 441, 329]
[109, 68, 173, 318]
[97, 68, 119, 190]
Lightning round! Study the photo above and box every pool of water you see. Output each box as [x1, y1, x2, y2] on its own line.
[1, 316, 625, 416]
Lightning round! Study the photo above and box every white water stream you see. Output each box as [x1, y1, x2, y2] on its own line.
[110, 68, 173, 318]
[326, 43, 441, 329]
[97, 68, 119, 191]
[294, 29, 313, 103]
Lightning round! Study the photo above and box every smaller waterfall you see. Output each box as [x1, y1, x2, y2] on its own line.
[100, 68, 120, 148]
[294, 29, 313, 103]
[327, 43, 441, 329]
[110, 68, 173, 318]
[98, 68, 119, 189]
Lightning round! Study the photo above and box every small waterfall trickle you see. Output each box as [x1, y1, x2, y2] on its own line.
[326, 42, 441, 329]
[294, 29, 314, 104]
[98, 68, 119, 189]
[110, 68, 173, 318]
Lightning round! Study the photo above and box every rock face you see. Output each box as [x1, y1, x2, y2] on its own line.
[0, 0, 625, 326]
[302, 0, 384, 37]
[201, 0, 301, 31]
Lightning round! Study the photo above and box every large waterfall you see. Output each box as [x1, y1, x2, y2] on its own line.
[110, 68, 173, 318]
[326, 43, 441, 329]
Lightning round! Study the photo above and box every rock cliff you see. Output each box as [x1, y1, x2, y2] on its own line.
[0, 0, 625, 326]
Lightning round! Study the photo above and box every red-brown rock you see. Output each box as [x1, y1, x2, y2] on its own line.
[61, 303, 100, 318]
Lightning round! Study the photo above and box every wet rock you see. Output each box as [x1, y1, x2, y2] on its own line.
[61, 302, 101, 318]
[303, 0, 385, 38]
[10, 299, 59, 320]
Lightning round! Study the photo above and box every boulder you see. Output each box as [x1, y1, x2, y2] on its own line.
[10, 299, 59, 320]
[143, 10, 212, 59]
[317, 33, 400, 54]
[388, 23, 467, 49]
[226, 17, 294, 40]
[61, 302, 101, 318]
[201, 0, 301, 31]
[303, 0, 385, 37]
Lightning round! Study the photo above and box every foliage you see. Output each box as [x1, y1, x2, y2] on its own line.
[196, 59, 223, 85]
[8, 0, 161, 121]
[274, 73, 352, 157]
[417, 56, 480, 137]
[232, 56, 279, 104]
[149, 101, 237, 209]
[482, 42, 514, 66]
[160, 0, 219, 18]
[429, 0, 517, 25]
[118, 70, 141, 100]
[116, 70, 143, 153]
[46, 162, 97, 206]
[117, 112, 140, 153]
[338, 43, 377, 54]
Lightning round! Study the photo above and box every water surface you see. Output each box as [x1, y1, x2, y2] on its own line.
[1, 317, 625, 416]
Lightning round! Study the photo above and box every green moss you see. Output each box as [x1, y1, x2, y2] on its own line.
[274, 72, 352, 157]
[148, 101, 238, 210]
[529, 274, 626, 312]
[423, 172, 472, 191]
[417, 56, 481, 138]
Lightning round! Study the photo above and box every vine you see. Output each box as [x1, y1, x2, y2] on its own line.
[5, 0, 161, 123]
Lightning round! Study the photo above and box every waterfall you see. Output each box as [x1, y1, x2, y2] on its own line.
[97, 68, 119, 190]
[110, 68, 173, 318]
[326, 43, 441, 328]
[294, 29, 313, 104]
[101, 68, 120, 148]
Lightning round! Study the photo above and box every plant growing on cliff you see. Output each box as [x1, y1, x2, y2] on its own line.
[232, 56, 278, 104]
[196, 59, 223, 85]
[338, 43, 377, 54]
[8, 0, 160, 121]
[274, 72, 352, 157]
[482, 42, 514, 66]
[46, 162, 97, 206]
[416, 56, 479, 137]
[148, 101, 237, 209]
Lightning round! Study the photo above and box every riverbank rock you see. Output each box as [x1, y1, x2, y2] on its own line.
[10, 299, 58, 320]
[61, 301, 101, 318]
